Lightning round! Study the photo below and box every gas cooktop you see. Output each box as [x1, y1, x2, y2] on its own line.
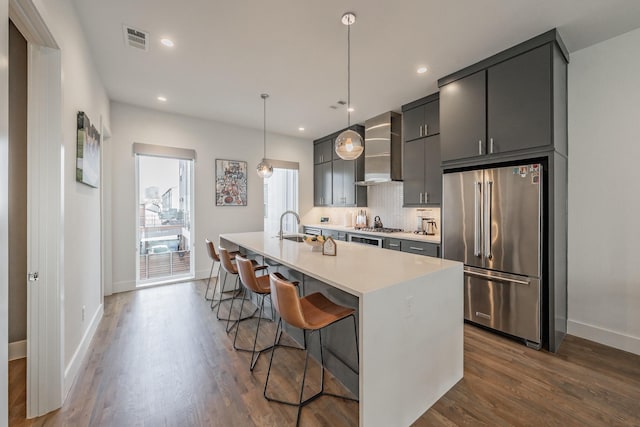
[354, 227, 403, 233]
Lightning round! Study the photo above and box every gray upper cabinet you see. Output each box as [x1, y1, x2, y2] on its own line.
[487, 45, 551, 154]
[402, 94, 442, 206]
[314, 161, 332, 206]
[403, 98, 440, 142]
[440, 42, 560, 163]
[313, 125, 366, 207]
[440, 70, 486, 162]
[314, 138, 333, 164]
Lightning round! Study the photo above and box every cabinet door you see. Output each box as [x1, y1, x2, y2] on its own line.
[423, 134, 442, 205]
[403, 139, 425, 206]
[403, 105, 424, 142]
[423, 100, 440, 136]
[487, 45, 551, 154]
[332, 159, 345, 205]
[314, 139, 333, 164]
[314, 162, 332, 206]
[402, 240, 439, 257]
[342, 159, 356, 206]
[440, 70, 486, 162]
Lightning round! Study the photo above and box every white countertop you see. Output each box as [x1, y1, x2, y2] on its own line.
[220, 231, 457, 297]
[304, 223, 441, 244]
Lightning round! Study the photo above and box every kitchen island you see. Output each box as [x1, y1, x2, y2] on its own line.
[220, 231, 463, 427]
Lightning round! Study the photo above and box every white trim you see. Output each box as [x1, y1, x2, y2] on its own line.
[132, 142, 196, 160]
[112, 279, 136, 294]
[568, 319, 640, 356]
[9, 340, 27, 361]
[63, 305, 103, 398]
[9, 0, 57, 48]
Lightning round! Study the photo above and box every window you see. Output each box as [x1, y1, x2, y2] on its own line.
[263, 163, 299, 236]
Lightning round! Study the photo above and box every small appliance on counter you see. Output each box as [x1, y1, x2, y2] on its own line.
[424, 218, 437, 236]
[355, 210, 367, 229]
[373, 216, 383, 229]
[415, 209, 427, 233]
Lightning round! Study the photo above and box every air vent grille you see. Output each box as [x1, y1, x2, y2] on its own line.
[123, 25, 149, 51]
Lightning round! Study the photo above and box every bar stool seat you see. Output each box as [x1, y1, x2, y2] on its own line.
[204, 238, 240, 306]
[265, 272, 359, 426]
[218, 247, 267, 333]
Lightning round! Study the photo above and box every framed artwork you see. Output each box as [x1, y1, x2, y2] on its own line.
[215, 159, 248, 206]
[76, 111, 101, 188]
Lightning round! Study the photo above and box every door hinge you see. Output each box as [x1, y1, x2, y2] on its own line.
[28, 272, 39, 282]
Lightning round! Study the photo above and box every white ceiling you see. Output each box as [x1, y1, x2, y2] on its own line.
[72, 0, 640, 140]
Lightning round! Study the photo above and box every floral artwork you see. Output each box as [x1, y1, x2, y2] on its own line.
[215, 159, 247, 206]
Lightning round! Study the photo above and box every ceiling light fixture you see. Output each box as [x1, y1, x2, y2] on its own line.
[256, 93, 273, 179]
[160, 38, 174, 47]
[417, 66, 428, 74]
[157, 95, 167, 102]
[298, 127, 305, 132]
[334, 12, 364, 161]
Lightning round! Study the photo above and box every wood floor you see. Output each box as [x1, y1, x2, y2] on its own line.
[8, 280, 640, 426]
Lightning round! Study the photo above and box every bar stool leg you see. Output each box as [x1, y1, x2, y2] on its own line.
[204, 259, 216, 300]
[211, 269, 227, 311]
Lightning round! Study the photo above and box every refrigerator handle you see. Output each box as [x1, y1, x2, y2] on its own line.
[474, 181, 482, 257]
[485, 180, 493, 260]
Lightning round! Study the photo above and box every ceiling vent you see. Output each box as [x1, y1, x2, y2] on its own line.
[123, 25, 149, 51]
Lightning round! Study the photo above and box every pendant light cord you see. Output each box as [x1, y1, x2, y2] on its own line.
[347, 21, 351, 128]
[263, 94, 267, 158]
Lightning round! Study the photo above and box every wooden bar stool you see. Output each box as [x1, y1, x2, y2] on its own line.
[218, 247, 267, 333]
[204, 239, 240, 307]
[264, 272, 359, 426]
[233, 256, 298, 371]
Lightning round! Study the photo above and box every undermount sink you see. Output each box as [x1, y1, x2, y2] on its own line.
[281, 235, 305, 243]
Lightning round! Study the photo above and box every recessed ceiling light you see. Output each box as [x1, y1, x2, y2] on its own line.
[417, 66, 428, 74]
[347, 107, 355, 112]
[298, 127, 305, 132]
[157, 96, 167, 102]
[160, 38, 174, 47]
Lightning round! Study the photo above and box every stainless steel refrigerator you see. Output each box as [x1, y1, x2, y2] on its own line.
[443, 163, 543, 348]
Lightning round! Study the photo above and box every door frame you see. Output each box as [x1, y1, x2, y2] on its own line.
[10, 0, 64, 417]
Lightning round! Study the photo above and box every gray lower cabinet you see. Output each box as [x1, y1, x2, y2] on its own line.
[384, 238, 440, 257]
[323, 229, 348, 241]
[403, 135, 441, 206]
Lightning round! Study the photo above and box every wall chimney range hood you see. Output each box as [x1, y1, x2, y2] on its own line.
[357, 111, 402, 185]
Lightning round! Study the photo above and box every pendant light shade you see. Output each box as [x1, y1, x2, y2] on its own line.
[335, 12, 364, 161]
[257, 93, 273, 178]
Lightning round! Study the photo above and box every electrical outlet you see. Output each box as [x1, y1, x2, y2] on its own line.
[82, 305, 85, 321]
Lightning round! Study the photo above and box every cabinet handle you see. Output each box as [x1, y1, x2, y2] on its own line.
[389, 243, 399, 247]
[489, 138, 494, 154]
[424, 192, 428, 203]
[424, 124, 428, 136]
[409, 246, 424, 251]
[419, 125, 423, 137]
[478, 140, 483, 155]
[419, 193, 423, 204]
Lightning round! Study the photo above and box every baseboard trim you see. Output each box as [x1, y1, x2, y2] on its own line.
[568, 319, 640, 356]
[8, 340, 27, 361]
[63, 304, 104, 399]
[112, 279, 136, 293]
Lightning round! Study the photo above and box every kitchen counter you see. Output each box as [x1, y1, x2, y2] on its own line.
[305, 223, 441, 244]
[220, 232, 463, 427]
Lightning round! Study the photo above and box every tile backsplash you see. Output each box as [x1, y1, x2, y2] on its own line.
[303, 181, 440, 234]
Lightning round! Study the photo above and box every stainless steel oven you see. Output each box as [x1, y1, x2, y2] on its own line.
[348, 234, 383, 247]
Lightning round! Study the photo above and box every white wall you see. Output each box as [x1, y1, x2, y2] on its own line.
[31, 0, 111, 384]
[109, 102, 312, 292]
[568, 27, 640, 355]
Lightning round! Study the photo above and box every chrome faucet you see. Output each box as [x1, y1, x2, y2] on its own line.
[279, 210, 300, 240]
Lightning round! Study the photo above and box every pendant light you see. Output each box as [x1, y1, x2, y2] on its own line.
[256, 93, 273, 179]
[335, 12, 364, 161]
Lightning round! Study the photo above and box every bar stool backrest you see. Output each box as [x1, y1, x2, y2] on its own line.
[205, 239, 220, 262]
[219, 247, 238, 275]
[269, 273, 307, 329]
[235, 255, 261, 293]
